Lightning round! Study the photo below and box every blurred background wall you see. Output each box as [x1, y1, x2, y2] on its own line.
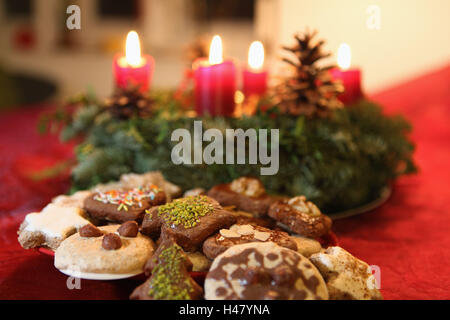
[0, 0, 449, 107]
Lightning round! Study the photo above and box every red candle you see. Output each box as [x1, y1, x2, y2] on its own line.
[330, 43, 362, 104]
[243, 41, 268, 97]
[113, 31, 154, 93]
[193, 35, 237, 116]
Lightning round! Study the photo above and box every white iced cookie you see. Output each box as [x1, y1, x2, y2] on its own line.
[205, 242, 328, 300]
[55, 225, 154, 276]
[309, 246, 383, 300]
[17, 204, 92, 250]
[290, 235, 322, 257]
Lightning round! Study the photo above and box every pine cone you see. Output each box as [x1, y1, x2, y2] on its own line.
[274, 30, 344, 117]
[103, 85, 153, 119]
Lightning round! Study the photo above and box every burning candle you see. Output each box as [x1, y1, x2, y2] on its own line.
[243, 41, 268, 97]
[193, 35, 237, 116]
[113, 31, 155, 93]
[330, 43, 362, 104]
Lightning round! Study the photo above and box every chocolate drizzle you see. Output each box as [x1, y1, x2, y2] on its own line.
[207, 245, 325, 300]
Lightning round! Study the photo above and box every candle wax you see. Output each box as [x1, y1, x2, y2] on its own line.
[243, 68, 268, 97]
[330, 68, 362, 105]
[113, 53, 154, 93]
[193, 58, 237, 116]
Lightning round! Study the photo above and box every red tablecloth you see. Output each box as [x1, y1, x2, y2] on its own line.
[1, 65, 449, 299]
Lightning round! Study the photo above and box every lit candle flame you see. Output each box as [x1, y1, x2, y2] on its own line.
[209, 35, 223, 65]
[248, 41, 264, 71]
[337, 43, 351, 70]
[125, 31, 142, 67]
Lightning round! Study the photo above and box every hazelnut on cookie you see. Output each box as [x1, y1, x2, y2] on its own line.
[54, 224, 155, 277]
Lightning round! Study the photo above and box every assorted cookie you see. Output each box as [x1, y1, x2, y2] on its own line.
[202, 224, 297, 259]
[83, 184, 166, 223]
[309, 246, 383, 300]
[204, 242, 329, 300]
[141, 195, 236, 251]
[268, 196, 332, 238]
[54, 224, 155, 275]
[207, 177, 281, 217]
[17, 204, 92, 250]
[17, 174, 384, 300]
[131, 238, 203, 300]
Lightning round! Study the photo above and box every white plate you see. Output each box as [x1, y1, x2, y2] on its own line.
[57, 268, 143, 280]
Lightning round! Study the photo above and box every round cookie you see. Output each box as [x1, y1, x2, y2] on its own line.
[55, 225, 155, 276]
[204, 242, 328, 300]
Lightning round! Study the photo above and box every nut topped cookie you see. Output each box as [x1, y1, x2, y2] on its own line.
[141, 195, 236, 251]
[54, 224, 155, 276]
[202, 224, 297, 259]
[268, 196, 332, 238]
[205, 242, 328, 300]
[207, 177, 280, 217]
[131, 238, 203, 300]
[309, 246, 383, 300]
[83, 184, 166, 223]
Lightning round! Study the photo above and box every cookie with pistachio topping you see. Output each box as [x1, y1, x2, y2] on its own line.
[83, 185, 166, 223]
[141, 195, 236, 251]
[268, 196, 332, 238]
[207, 177, 283, 217]
[130, 239, 203, 300]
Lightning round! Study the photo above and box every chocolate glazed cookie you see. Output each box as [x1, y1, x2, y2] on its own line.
[84, 185, 166, 223]
[207, 177, 281, 217]
[202, 224, 297, 259]
[205, 242, 328, 300]
[268, 196, 332, 238]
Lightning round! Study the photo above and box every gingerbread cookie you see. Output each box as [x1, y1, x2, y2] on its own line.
[268, 196, 332, 238]
[141, 195, 236, 251]
[131, 239, 203, 300]
[309, 246, 383, 300]
[54, 224, 155, 276]
[17, 204, 92, 250]
[231, 210, 277, 229]
[207, 177, 280, 217]
[205, 242, 329, 300]
[202, 224, 297, 259]
[83, 185, 166, 223]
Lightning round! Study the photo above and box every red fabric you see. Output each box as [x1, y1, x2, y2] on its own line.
[0, 65, 449, 299]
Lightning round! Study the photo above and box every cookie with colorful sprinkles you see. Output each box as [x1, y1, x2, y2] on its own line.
[83, 184, 166, 223]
